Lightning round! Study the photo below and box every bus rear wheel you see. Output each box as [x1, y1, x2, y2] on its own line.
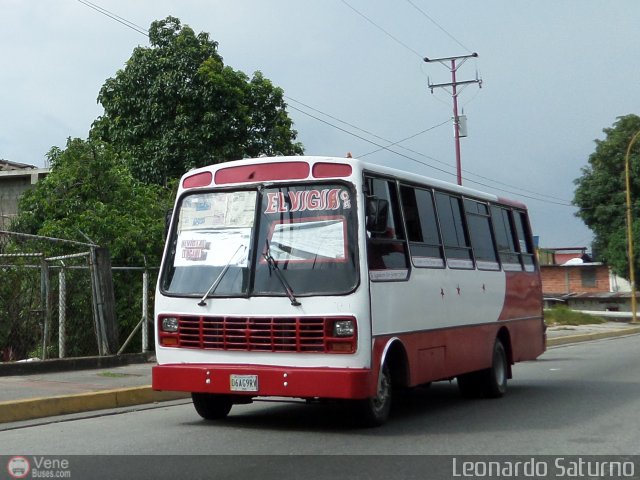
[355, 363, 392, 427]
[192, 393, 233, 420]
[457, 339, 508, 399]
[485, 339, 508, 398]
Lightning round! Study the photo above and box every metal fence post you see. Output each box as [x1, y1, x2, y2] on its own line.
[40, 254, 46, 360]
[142, 268, 149, 353]
[40, 255, 51, 360]
[58, 262, 66, 358]
[89, 247, 106, 356]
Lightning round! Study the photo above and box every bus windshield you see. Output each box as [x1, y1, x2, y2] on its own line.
[161, 183, 358, 298]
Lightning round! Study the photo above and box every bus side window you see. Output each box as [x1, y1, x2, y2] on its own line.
[400, 185, 445, 268]
[513, 210, 537, 272]
[365, 177, 409, 272]
[464, 199, 499, 271]
[490, 206, 522, 271]
[435, 192, 474, 269]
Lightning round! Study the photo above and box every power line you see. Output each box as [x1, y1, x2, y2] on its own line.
[285, 96, 450, 159]
[287, 103, 456, 176]
[356, 121, 451, 158]
[287, 98, 574, 206]
[340, 0, 423, 59]
[77, 0, 149, 37]
[404, 0, 471, 53]
[287, 96, 467, 178]
[284, 96, 419, 146]
[286, 96, 455, 169]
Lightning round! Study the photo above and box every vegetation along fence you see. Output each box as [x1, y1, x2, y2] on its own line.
[0, 230, 157, 361]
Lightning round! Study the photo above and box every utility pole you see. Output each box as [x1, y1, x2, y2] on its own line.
[424, 53, 482, 186]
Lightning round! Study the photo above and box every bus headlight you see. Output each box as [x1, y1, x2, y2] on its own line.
[161, 317, 179, 332]
[333, 319, 355, 337]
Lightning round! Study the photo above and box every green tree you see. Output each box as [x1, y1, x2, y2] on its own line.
[573, 114, 640, 278]
[92, 16, 304, 186]
[10, 138, 173, 356]
[13, 138, 171, 265]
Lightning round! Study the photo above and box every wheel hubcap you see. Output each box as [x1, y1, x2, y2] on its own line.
[373, 371, 390, 413]
[494, 349, 506, 385]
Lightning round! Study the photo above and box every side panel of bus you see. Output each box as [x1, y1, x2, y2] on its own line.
[364, 172, 544, 388]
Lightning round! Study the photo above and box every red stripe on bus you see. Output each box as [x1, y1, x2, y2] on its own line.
[374, 317, 544, 388]
[182, 171, 212, 188]
[312, 162, 353, 178]
[214, 162, 310, 184]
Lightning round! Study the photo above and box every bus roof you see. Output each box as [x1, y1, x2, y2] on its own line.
[179, 156, 526, 209]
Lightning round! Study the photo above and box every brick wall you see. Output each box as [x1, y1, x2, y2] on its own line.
[541, 265, 610, 295]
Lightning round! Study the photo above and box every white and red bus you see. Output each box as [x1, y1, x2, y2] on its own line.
[152, 155, 545, 426]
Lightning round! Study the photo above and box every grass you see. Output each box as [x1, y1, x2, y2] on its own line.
[544, 306, 607, 326]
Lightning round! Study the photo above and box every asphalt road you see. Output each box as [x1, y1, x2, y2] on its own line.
[1, 335, 640, 478]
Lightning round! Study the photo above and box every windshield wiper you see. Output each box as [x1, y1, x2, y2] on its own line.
[198, 244, 247, 306]
[263, 241, 301, 306]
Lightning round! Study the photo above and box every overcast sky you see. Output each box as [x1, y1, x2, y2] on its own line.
[2, 0, 639, 249]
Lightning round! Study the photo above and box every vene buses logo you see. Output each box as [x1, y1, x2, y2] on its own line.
[7, 456, 72, 478]
[7, 456, 30, 479]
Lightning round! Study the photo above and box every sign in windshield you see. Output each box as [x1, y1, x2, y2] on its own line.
[175, 191, 255, 268]
[269, 218, 347, 263]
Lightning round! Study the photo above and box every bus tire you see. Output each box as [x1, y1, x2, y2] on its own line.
[484, 339, 508, 398]
[355, 363, 392, 427]
[457, 339, 508, 399]
[192, 393, 233, 420]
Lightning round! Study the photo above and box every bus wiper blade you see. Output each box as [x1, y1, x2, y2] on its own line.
[198, 245, 246, 306]
[263, 243, 301, 307]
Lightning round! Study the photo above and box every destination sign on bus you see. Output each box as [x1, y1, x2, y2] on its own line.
[264, 188, 351, 214]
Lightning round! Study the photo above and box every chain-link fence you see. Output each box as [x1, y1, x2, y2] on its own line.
[0, 230, 156, 361]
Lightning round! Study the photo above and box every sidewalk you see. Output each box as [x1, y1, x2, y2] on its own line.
[1, 322, 639, 424]
[545, 321, 640, 346]
[0, 355, 187, 424]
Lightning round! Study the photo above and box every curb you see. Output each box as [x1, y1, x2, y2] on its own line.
[546, 326, 640, 347]
[0, 387, 189, 424]
[0, 353, 154, 377]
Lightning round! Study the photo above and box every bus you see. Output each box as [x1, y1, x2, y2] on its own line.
[152, 155, 545, 426]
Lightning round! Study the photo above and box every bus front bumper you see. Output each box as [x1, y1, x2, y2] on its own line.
[152, 363, 374, 400]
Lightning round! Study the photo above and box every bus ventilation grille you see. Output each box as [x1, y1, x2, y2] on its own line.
[176, 316, 329, 353]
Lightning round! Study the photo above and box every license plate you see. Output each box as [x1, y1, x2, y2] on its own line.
[230, 374, 259, 392]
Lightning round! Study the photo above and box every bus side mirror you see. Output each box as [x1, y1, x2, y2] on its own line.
[366, 197, 389, 234]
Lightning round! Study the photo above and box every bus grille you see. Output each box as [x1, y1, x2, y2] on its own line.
[164, 316, 354, 353]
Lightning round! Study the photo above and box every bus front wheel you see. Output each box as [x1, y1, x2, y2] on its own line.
[192, 393, 233, 420]
[355, 363, 392, 427]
